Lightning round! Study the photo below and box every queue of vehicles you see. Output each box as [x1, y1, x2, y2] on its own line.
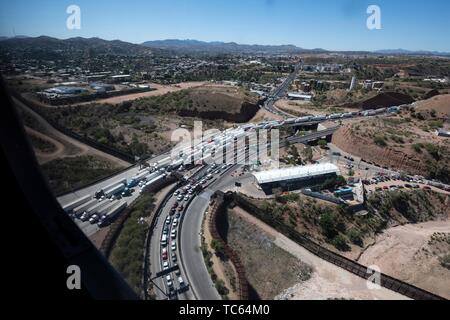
[158, 163, 229, 298]
[62, 164, 172, 227]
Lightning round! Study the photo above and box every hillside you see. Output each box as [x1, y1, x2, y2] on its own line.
[131, 85, 261, 122]
[141, 39, 323, 55]
[344, 91, 415, 110]
[0, 36, 157, 60]
[36, 85, 259, 157]
[240, 189, 449, 257]
[415, 94, 450, 117]
[332, 107, 450, 183]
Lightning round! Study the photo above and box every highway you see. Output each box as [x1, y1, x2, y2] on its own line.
[263, 60, 303, 117]
[179, 165, 243, 300]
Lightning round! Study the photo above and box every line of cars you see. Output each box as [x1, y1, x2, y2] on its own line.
[157, 163, 232, 298]
[160, 206, 186, 297]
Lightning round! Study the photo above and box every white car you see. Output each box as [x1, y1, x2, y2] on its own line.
[171, 230, 177, 239]
[89, 214, 99, 224]
[184, 195, 190, 201]
[171, 241, 177, 251]
[162, 261, 169, 270]
[166, 275, 173, 287]
[177, 195, 184, 201]
[172, 218, 178, 227]
[165, 217, 171, 225]
[178, 277, 185, 286]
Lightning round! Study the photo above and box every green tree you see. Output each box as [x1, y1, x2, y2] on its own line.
[318, 139, 328, 149]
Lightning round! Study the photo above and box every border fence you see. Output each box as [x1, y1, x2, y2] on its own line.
[232, 192, 445, 301]
[208, 192, 249, 300]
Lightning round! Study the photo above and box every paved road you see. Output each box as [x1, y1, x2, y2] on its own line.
[180, 189, 220, 300]
[149, 191, 195, 300]
[263, 61, 303, 117]
[179, 164, 247, 300]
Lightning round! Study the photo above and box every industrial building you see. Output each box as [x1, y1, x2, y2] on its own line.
[43, 86, 88, 96]
[90, 82, 115, 92]
[287, 92, 313, 101]
[253, 163, 340, 194]
[111, 74, 131, 83]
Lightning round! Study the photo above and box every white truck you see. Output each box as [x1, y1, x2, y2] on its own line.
[73, 198, 98, 216]
[61, 194, 91, 213]
[98, 202, 127, 227]
[84, 200, 110, 217]
[103, 183, 126, 198]
[133, 169, 150, 182]
[139, 174, 165, 194]
[97, 179, 127, 197]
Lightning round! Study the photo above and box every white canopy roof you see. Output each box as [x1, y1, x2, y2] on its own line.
[253, 163, 339, 184]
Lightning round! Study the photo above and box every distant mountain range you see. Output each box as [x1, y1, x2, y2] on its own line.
[374, 49, 450, 56]
[142, 40, 450, 56]
[1, 36, 449, 57]
[141, 39, 327, 55]
[0, 36, 155, 58]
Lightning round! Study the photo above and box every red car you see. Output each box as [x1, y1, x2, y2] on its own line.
[162, 248, 168, 260]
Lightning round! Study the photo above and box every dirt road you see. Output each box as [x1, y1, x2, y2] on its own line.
[15, 97, 130, 167]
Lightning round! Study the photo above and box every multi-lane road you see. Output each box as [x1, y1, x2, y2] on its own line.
[263, 60, 303, 116]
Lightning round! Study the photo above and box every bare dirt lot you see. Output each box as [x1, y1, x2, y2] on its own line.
[91, 81, 207, 105]
[358, 220, 450, 299]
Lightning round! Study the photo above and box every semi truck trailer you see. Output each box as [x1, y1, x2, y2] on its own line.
[97, 179, 127, 197]
[98, 202, 127, 227]
[103, 183, 126, 198]
[62, 194, 91, 212]
[73, 198, 98, 216]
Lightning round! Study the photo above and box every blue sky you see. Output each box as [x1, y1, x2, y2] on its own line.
[1, 0, 449, 51]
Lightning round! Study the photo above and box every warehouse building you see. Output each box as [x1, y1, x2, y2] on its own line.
[253, 163, 340, 194]
[90, 82, 115, 92]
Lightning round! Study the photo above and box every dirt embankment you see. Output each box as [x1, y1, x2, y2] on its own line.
[177, 101, 260, 123]
[343, 91, 415, 110]
[415, 94, 450, 117]
[332, 126, 425, 175]
[358, 220, 450, 299]
[226, 207, 313, 300]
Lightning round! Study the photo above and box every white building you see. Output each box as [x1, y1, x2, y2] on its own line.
[253, 163, 340, 194]
[287, 92, 313, 101]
